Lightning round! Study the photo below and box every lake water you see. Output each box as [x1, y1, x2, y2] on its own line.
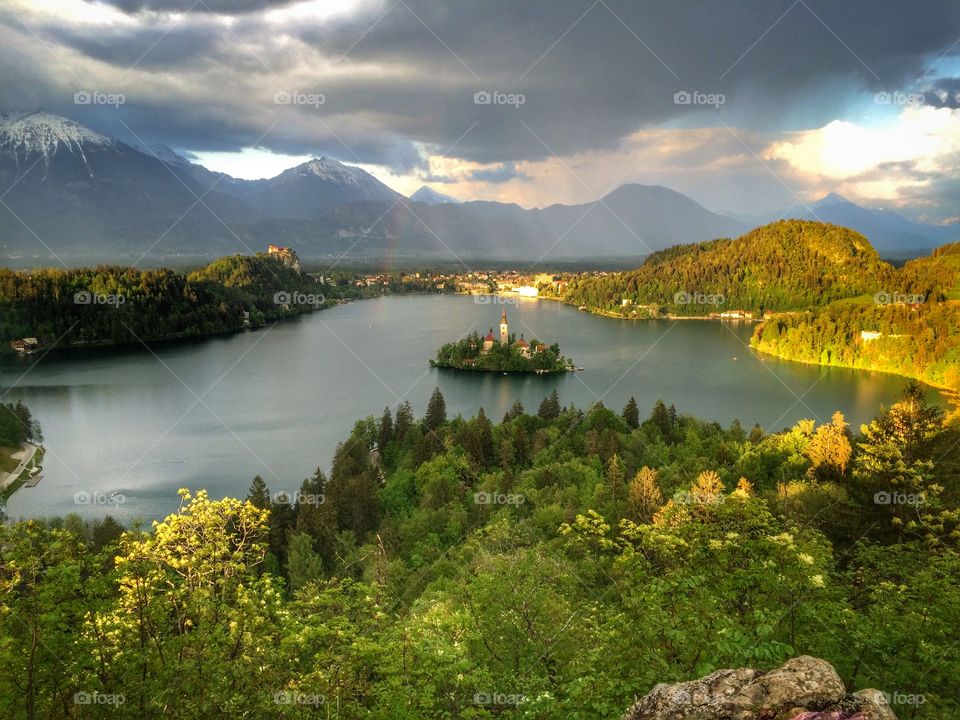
[0, 294, 940, 522]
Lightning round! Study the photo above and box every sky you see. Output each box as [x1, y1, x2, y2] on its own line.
[3, 0, 960, 219]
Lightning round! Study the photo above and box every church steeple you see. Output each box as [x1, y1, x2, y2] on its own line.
[499, 308, 509, 346]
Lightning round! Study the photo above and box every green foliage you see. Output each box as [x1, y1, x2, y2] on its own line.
[2, 388, 959, 718]
[0, 400, 40, 447]
[0, 254, 340, 351]
[752, 299, 960, 393]
[564, 220, 894, 316]
[432, 332, 572, 372]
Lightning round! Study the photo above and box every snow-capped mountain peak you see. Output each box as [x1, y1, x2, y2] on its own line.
[0, 111, 115, 164]
[279, 156, 369, 188]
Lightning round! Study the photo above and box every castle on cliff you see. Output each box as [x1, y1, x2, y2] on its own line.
[268, 244, 301, 272]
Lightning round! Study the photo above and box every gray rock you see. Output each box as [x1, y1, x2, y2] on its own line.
[623, 657, 897, 720]
[852, 689, 898, 720]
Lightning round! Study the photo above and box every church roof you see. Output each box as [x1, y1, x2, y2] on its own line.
[484, 329, 496, 341]
[501, 309, 507, 323]
[514, 336, 529, 348]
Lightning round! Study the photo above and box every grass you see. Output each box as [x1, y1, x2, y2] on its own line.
[0, 446, 20, 474]
[0, 445, 43, 501]
[1, 477, 24, 501]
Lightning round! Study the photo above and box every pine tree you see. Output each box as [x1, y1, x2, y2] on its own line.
[295, 469, 338, 569]
[508, 400, 525, 420]
[473, 407, 495, 467]
[626, 466, 662, 522]
[602, 453, 627, 518]
[423, 387, 447, 431]
[326, 436, 380, 537]
[622, 396, 640, 430]
[807, 411, 852, 478]
[650, 400, 673, 441]
[286, 532, 324, 590]
[377, 406, 394, 450]
[246, 475, 271, 509]
[538, 389, 562, 420]
[394, 400, 414, 440]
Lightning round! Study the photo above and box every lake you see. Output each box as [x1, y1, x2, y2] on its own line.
[0, 294, 941, 522]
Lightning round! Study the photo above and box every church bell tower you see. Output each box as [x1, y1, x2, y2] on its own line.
[500, 308, 509, 345]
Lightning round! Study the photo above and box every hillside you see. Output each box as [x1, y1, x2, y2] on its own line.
[899, 241, 960, 300]
[773, 192, 952, 256]
[0, 254, 332, 351]
[751, 300, 960, 394]
[563, 220, 895, 316]
[1, 389, 958, 717]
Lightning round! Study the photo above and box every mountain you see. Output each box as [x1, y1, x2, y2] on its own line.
[411, 185, 462, 205]
[564, 219, 895, 315]
[276, 184, 747, 262]
[0, 111, 259, 261]
[223, 157, 403, 219]
[775, 193, 958, 257]
[0, 111, 746, 265]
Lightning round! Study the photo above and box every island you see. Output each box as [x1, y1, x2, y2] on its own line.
[431, 309, 575, 373]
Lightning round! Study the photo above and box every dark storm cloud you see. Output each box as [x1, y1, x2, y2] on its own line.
[3, 0, 960, 170]
[924, 78, 960, 108]
[468, 162, 529, 184]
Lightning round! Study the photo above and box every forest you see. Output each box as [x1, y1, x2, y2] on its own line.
[562, 220, 896, 316]
[1, 385, 958, 719]
[752, 301, 960, 394]
[0, 256, 451, 354]
[0, 254, 329, 352]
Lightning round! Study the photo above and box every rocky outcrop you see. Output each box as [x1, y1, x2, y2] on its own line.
[623, 656, 897, 720]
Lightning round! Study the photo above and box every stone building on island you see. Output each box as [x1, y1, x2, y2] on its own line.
[480, 310, 547, 360]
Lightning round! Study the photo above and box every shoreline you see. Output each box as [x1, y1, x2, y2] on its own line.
[478, 293, 761, 323]
[3, 292, 459, 361]
[750, 341, 959, 409]
[430, 362, 576, 375]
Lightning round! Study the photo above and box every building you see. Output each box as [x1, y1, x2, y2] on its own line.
[514, 335, 531, 359]
[500, 309, 509, 345]
[267, 244, 301, 272]
[860, 330, 882, 342]
[720, 310, 753, 320]
[10, 337, 39, 353]
[481, 329, 497, 354]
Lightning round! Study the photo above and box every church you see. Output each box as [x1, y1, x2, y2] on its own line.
[481, 309, 546, 359]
